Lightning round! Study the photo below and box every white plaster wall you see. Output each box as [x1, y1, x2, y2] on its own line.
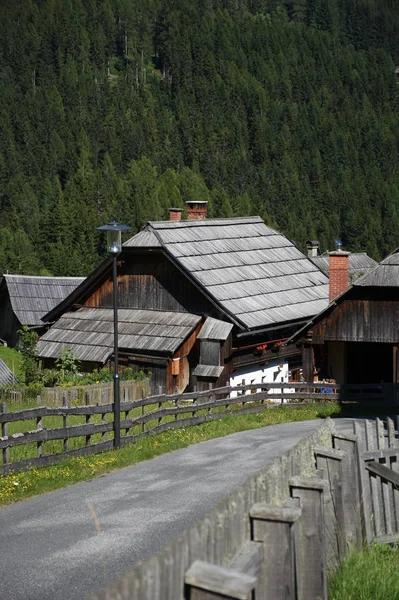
[230, 360, 291, 402]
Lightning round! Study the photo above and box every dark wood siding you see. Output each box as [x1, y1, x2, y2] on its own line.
[312, 299, 399, 344]
[168, 323, 202, 394]
[0, 287, 20, 347]
[126, 355, 167, 394]
[84, 253, 217, 316]
[200, 341, 220, 366]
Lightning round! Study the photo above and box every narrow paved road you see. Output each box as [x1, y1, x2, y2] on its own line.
[0, 419, 351, 600]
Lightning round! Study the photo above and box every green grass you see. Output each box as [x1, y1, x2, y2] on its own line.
[0, 346, 23, 382]
[0, 402, 339, 506]
[329, 544, 399, 599]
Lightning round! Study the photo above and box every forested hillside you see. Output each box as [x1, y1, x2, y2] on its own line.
[1, 0, 399, 275]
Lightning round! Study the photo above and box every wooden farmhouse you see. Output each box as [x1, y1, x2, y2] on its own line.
[289, 249, 399, 385]
[36, 203, 330, 394]
[0, 274, 84, 347]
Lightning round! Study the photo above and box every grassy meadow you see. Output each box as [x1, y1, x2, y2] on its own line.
[329, 544, 399, 599]
[0, 401, 339, 506]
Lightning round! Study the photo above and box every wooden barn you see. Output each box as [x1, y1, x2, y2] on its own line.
[0, 274, 84, 347]
[36, 204, 330, 394]
[289, 249, 399, 385]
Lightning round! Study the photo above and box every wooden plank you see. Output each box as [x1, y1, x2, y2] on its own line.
[365, 419, 376, 451]
[390, 452, 399, 532]
[36, 396, 43, 458]
[387, 417, 396, 448]
[364, 448, 399, 459]
[376, 418, 386, 449]
[230, 541, 263, 579]
[290, 478, 327, 600]
[0, 421, 114, 449]
[365, 461, 399, 486]
[373, 532, 399, 544]
[332, 433, 363, 548]
[0, 402, 9, 464]
[85, 392, 91, 446]
[353, 421, 373, 543]
[315, 447, 346, 562]
[0, 440, 114, 475]
[185, 561, 256, 600]
[62, 395, 68, 452]
[250, 501, 300, 600]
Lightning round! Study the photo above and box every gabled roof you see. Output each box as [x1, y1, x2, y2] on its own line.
[0, 358, 17, 386]
[197, 317, 233, 341]
[124, 217, 329, 331]
[36, 308, 202, 362]
[309, 253, 377, 279]
[287, 249, 399, 344]
[1, 275, 85, 326]
[354, 250, 399, 287]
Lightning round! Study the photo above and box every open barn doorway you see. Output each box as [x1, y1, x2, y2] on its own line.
[346, 342, 393, 384]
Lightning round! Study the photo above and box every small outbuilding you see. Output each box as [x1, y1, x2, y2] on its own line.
[289, 249, 399, 385]
[0, 274, 84, 347]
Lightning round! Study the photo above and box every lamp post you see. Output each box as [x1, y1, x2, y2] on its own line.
[97, 220, 132, 449]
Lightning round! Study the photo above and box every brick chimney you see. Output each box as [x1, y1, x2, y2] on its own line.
[186, 201, 207, 220]
[329, 250, 350, 302]
[169, 208, 182, 221]
[306, 240, 320, 258]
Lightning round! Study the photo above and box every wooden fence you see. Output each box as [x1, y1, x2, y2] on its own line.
[92, 419, 364, 600]
[0, 378, 149, 407]
[0, 381, 394, 475]
[93, 417, 399, 600]
[354, 416, 399, 544]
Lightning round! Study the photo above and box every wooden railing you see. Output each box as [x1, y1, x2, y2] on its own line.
[354, 416, 399, 544]
[0, 381, 394, 475]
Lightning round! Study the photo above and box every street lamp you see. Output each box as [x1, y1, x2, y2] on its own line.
[97, 220, 132, 449]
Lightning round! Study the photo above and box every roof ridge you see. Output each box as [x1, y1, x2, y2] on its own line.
[4, 274, 84, 280]
[148, 216, 264, 228]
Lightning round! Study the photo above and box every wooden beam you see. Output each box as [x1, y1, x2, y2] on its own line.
[185, 561, 256, 600]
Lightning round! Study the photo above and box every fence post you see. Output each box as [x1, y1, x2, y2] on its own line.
[250, 501, 301, 600]
[62, 394, 68, 452]
[85, 392, 91, 446]
[0, 402, 10, 465]
[36, 395, 43, 458]
[290, 476, 328, 600]
[142, 388, 146, 433]
[333, 432, 363, 549]
[314, 446, 347, 564]
[123, 387, 130, 437]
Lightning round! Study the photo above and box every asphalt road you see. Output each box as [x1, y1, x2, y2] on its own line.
[0, 418, 352, 600]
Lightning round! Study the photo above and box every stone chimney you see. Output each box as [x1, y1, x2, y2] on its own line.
[169, 208, 182, 221]
[329, 249, 350, 302]
[306, 240, 320, 258]
[186, 201, 207, 220]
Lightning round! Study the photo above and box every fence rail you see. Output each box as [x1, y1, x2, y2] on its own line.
[0, 381, 394, 475]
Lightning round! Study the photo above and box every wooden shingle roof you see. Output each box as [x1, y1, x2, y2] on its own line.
[354, 250, 399, 287]
[36, 308, 202, 362]
[125, 217, 329, 330]
[0, 358, 16, 386]
[2, 275, 84, 326]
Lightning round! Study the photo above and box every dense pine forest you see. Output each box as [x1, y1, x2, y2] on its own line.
[1, 0, 399, 275]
